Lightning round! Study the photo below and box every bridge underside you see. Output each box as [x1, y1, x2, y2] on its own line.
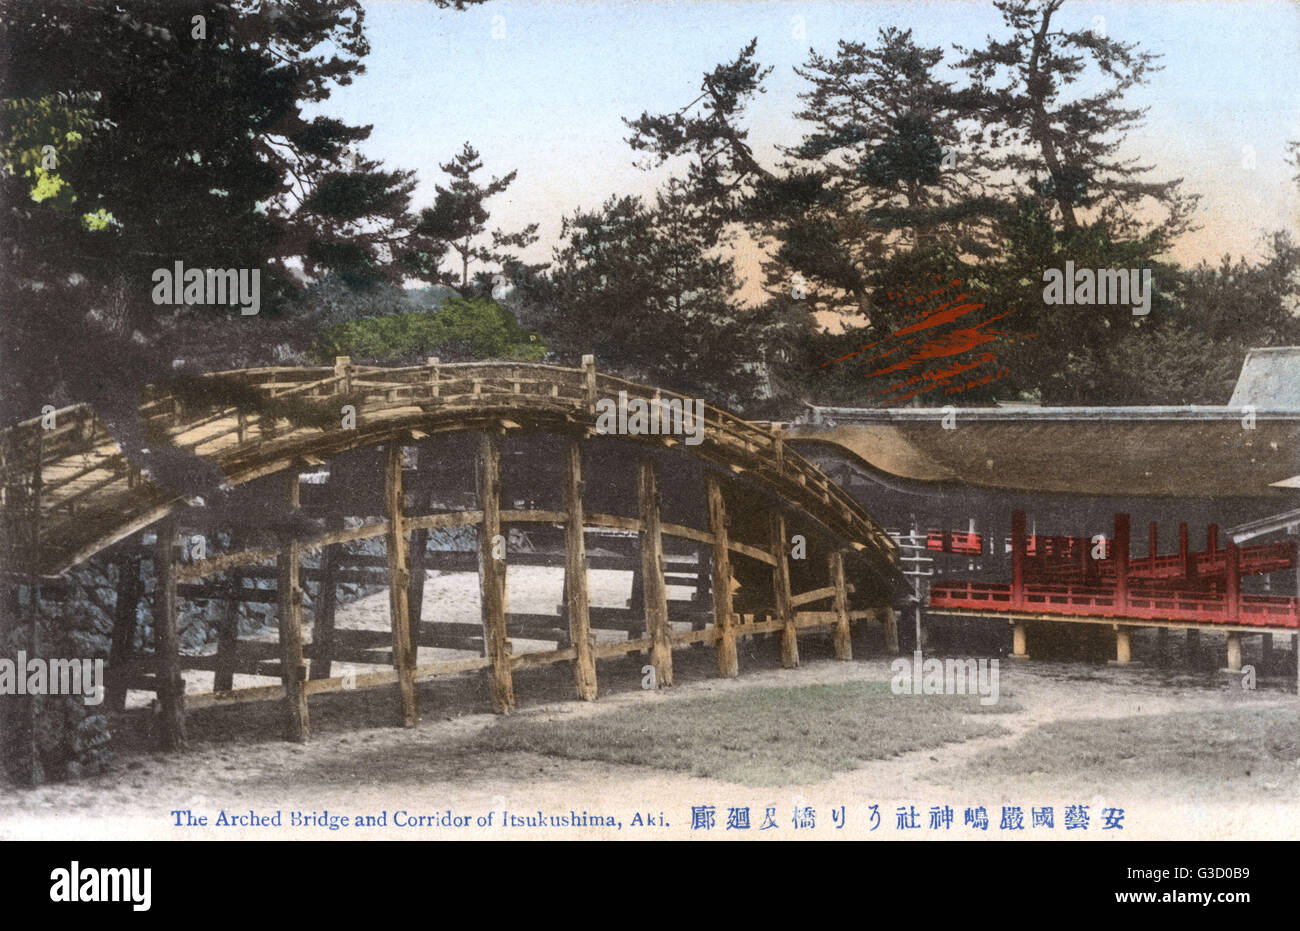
[1, 360, 905, 748]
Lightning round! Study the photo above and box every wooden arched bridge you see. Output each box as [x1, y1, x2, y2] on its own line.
[0, 357, 904, 748]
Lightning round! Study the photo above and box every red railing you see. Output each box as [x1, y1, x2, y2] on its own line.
[1001, 534, 1105, 559]
[929, 579, 1299, 629]
[925, 530, 984, 555]
[1023, 539, 1294, 581]
[1187, 541, 1296, 578]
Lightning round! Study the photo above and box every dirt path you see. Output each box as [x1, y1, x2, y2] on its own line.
[5, 641, 1297, 840]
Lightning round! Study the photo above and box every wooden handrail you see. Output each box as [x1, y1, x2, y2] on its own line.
[1, 360, 898, 577]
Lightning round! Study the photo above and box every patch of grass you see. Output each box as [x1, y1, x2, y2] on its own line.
[469, 681, 1013, 787]
[962, 707, 1300, 785]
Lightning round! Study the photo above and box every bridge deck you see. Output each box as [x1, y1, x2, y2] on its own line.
[2, 359, 907, 752]
[0, 359, 897, 577]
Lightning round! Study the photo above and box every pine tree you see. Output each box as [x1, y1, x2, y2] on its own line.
[746, 28, 1001, 324]
[953, 0, 1198, 244]
[615, 41, 786, 403]
[624, 39, 774, 216]
[540, 187, 764, 405]
[412, 142, 539, 289]
[0, 0, 485, 499]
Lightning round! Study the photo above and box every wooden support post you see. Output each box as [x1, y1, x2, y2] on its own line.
[1179, 522, 1191, 578]
[107, 550, 142, 712]
[1289, 631, 1300, 696]
[638, 458, 673, 687]
[693, 547, 710, 605]
[1225, 632, 1242, 673]
[427, 356, 440, 398]
[25, 437, 44, 784]
[1114, 513, 1130, 614]
[1085, 530, 1100, 582]
[627, 541, 647, 648]
[706, 473, 738, 678]
[1011, 621, 1029, 660]
[309, 517, 342, 681]
[153, 517, 187, 750]
[1206, 524, 1218, 555]
[1148, 522, 1159, 571]
[582, 354, 597, 414]
[1114, 626, 1132, 665]
[334, 355, 352, 395]
[563, 439, 598, 701]
[769, 512, 797, 668]
[409, 527, 429, 639]
[1225, 541, 1240, 624]
[407, 447, 431, 647]
[1294, 633, 1299, 698]
[882, 605, 900, 655]
[214, 575, 239, 692]
[828, 550, 852, 660]
[628, 542, 645, 615]
[384, 444, 419, 727]
[687, 546, 712, 650]
[278, 474, 309, 741]
[1010, 510, 1026, 610]
[477, 433, 515, 712]
[23, 575, 42, 786]
[556, 574, 572, 650]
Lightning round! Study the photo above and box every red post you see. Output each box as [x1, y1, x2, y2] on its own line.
[1011, 510, 1026, 610]
[1114, 513, 1130, 614]
[1148, 522, 1159, 572]
[1207, 524, 1218, 555]
[1225, 542, 1240, 623]
[1179, 522, 1191, 578]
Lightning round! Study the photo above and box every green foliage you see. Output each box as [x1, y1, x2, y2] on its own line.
[0, 93, 110, 225]
[0, 0, 486, 428]
[538, 189, 777, 407]
[310, 297, 545, 363]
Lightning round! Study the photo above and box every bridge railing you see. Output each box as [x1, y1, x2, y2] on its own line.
[1, 358, 898, 576]
[929, 578, 1299, 629]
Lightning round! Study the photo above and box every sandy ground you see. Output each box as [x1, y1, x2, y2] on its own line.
[7, 565, 1300, 841]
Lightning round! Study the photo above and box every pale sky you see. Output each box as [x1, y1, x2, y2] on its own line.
[313, 0, 1300, 289]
